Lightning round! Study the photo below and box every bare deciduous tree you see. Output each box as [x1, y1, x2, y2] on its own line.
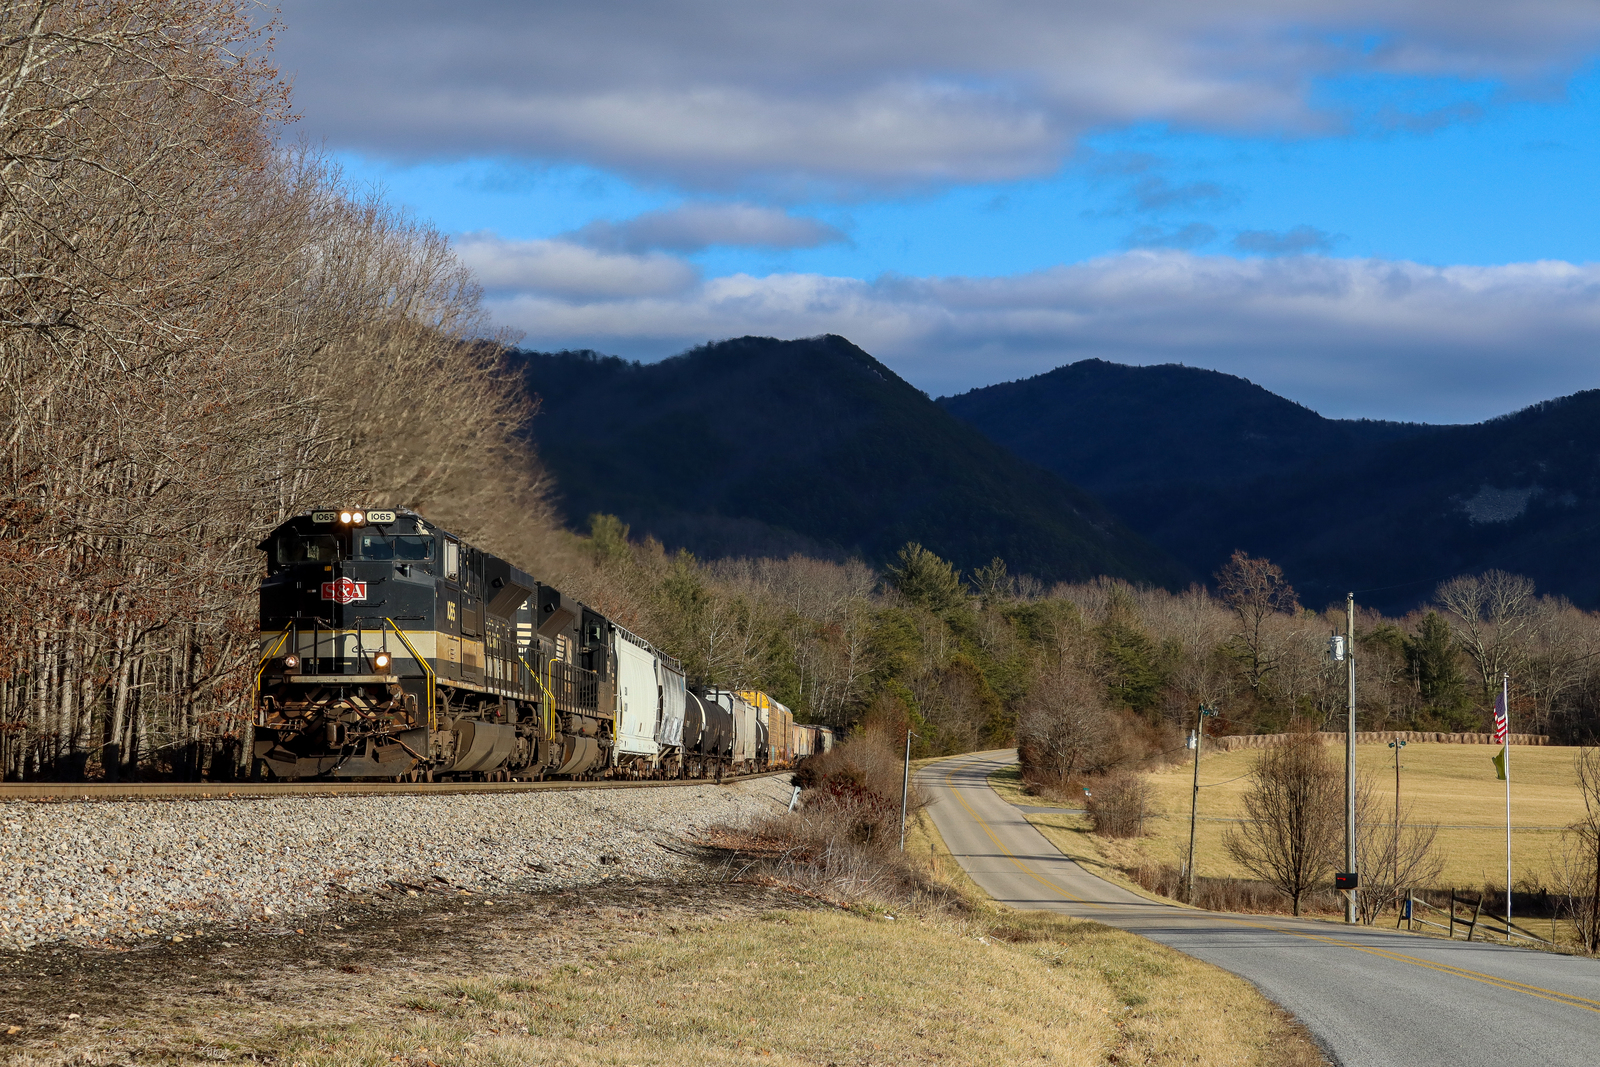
[1216, 550, 1300, 690]
[0, 2, 558, 781]
[1434, 570, 1541, 701]
[1224, 733, 1342, 916]
[1552, 747, 1600, 953]
[1352, 775, 1444, 924]
[1016, 656, 1118, 787]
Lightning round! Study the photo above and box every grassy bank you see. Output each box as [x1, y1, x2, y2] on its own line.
[1, 872, 1327, 1067]
[283, 906, 1322, 1067]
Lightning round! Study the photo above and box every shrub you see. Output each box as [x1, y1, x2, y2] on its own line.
[1131, 863, 1338, 916]
[711, 727, 960, 912]
[1085, 771, 1152, 838]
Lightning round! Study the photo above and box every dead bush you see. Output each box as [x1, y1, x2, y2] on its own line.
[1085, 770, 1152, 838]
[1132, 863, 1339, 916]
[712, 728, 961, 913]
[792, 725, 917, 845]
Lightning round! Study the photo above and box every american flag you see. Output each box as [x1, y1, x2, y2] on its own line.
[1493, 687, 1509, 745]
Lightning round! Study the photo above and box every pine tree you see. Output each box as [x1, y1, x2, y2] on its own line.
[886, 542, 966, 616]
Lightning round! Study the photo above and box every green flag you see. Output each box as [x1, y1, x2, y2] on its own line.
[1492, 745, 1507, 781]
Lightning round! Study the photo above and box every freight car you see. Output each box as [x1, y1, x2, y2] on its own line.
[251, 507, 816, 781]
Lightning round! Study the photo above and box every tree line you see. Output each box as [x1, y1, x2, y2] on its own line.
[0, 2, 554, 780]
[561, 533, 1600, 768]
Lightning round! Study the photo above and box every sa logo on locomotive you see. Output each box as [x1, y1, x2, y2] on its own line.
[320, 577, 367, 604]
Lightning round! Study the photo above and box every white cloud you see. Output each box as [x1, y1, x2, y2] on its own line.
[567, 203, 847, 253]
[451, 232, 698, 299]
[273, 1, 1600, 190]
[478, 247, 1600, 422]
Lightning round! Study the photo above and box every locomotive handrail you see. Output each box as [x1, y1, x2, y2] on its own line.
[385, 617, 436, 732]
[518, 654, 558, 741]
[254, 631, 290, 700]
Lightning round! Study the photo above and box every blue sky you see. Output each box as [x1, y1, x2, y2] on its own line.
[275, 2, 1600, 423]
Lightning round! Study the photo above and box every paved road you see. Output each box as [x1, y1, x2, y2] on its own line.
[920, 749, 1600, 1067]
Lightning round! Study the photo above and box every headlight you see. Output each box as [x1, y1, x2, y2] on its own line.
[373, 651, 392, 670]
[352, 510, 365, 525]
[339, 511, 353, 524]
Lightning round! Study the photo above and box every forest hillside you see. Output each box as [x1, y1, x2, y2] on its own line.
[943, 361, 1600, 612]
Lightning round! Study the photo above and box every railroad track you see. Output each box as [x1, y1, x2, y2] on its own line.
[0, 770, 787, 802]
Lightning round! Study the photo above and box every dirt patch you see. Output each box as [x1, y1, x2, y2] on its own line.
[0, 873, 823, 1065]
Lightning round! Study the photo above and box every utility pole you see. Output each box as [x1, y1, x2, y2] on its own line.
[1389, 738, 1406, 909]
[1345, 592, 1358, 925]
[1186, 703, 1216, 904]
[899, 727, 913, 851]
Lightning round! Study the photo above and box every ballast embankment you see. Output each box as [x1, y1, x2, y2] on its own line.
[0, 777, 789, 950]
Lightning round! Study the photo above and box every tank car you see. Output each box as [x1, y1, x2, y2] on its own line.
[252, 507, 623, 780]
[704, 689, 761, 774]
[680, 690, 734, 778]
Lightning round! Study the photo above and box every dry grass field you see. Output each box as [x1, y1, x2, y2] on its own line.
[1, 814, 1328, 1067]
[1009, 742, 1592, 892]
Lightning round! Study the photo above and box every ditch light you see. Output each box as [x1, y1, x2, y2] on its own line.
[312, 508, 396, 525]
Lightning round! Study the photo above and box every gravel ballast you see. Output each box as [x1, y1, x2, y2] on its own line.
[0, 777, 790, 950]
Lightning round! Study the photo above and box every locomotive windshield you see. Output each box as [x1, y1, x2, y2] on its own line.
[275, 533, 341, 565]
[356, 534, 432, 561]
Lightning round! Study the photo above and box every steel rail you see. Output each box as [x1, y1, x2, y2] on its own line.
[0, 769, 785, 802]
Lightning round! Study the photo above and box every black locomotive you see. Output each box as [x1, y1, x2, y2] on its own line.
[252, 507, 832, 780]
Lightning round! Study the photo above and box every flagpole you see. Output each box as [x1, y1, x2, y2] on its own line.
[1504, 672, 1512, 941]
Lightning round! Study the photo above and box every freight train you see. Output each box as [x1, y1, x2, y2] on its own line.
[251, 506, 832, 780]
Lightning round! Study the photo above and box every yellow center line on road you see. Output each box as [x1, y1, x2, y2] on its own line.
[933, 754, 1600, 1016]
[939, 760, 1104, 910]
[1208, 916, 1600, 1016]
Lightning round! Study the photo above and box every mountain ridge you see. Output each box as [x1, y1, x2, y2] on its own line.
[941, 359, 1600, 611]
[514, 336, 1186, 588]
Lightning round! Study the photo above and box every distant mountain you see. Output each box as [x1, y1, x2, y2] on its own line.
[942, 360, 1600, 612]
[939, 360, 1433, 531]
[514, 336, 1186, 587]
[1205, 390, 1600, 612]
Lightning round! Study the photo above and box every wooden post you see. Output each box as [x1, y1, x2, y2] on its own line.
[1449, 889, 1455, 940]
[1467, 891, 1484, 943]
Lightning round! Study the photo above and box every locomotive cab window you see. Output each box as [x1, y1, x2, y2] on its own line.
[275, 534, 341, 566]
[356, 534, 433, 561]
[444, 539, 460, 582]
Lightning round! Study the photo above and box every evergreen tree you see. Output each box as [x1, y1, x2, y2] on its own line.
[1405, 611, 1469, 719]
[971, 556, 1013, 606]
[886, 542, 966, 616]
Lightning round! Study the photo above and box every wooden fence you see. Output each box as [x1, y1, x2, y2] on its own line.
[1399, 889, 1557, 946]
